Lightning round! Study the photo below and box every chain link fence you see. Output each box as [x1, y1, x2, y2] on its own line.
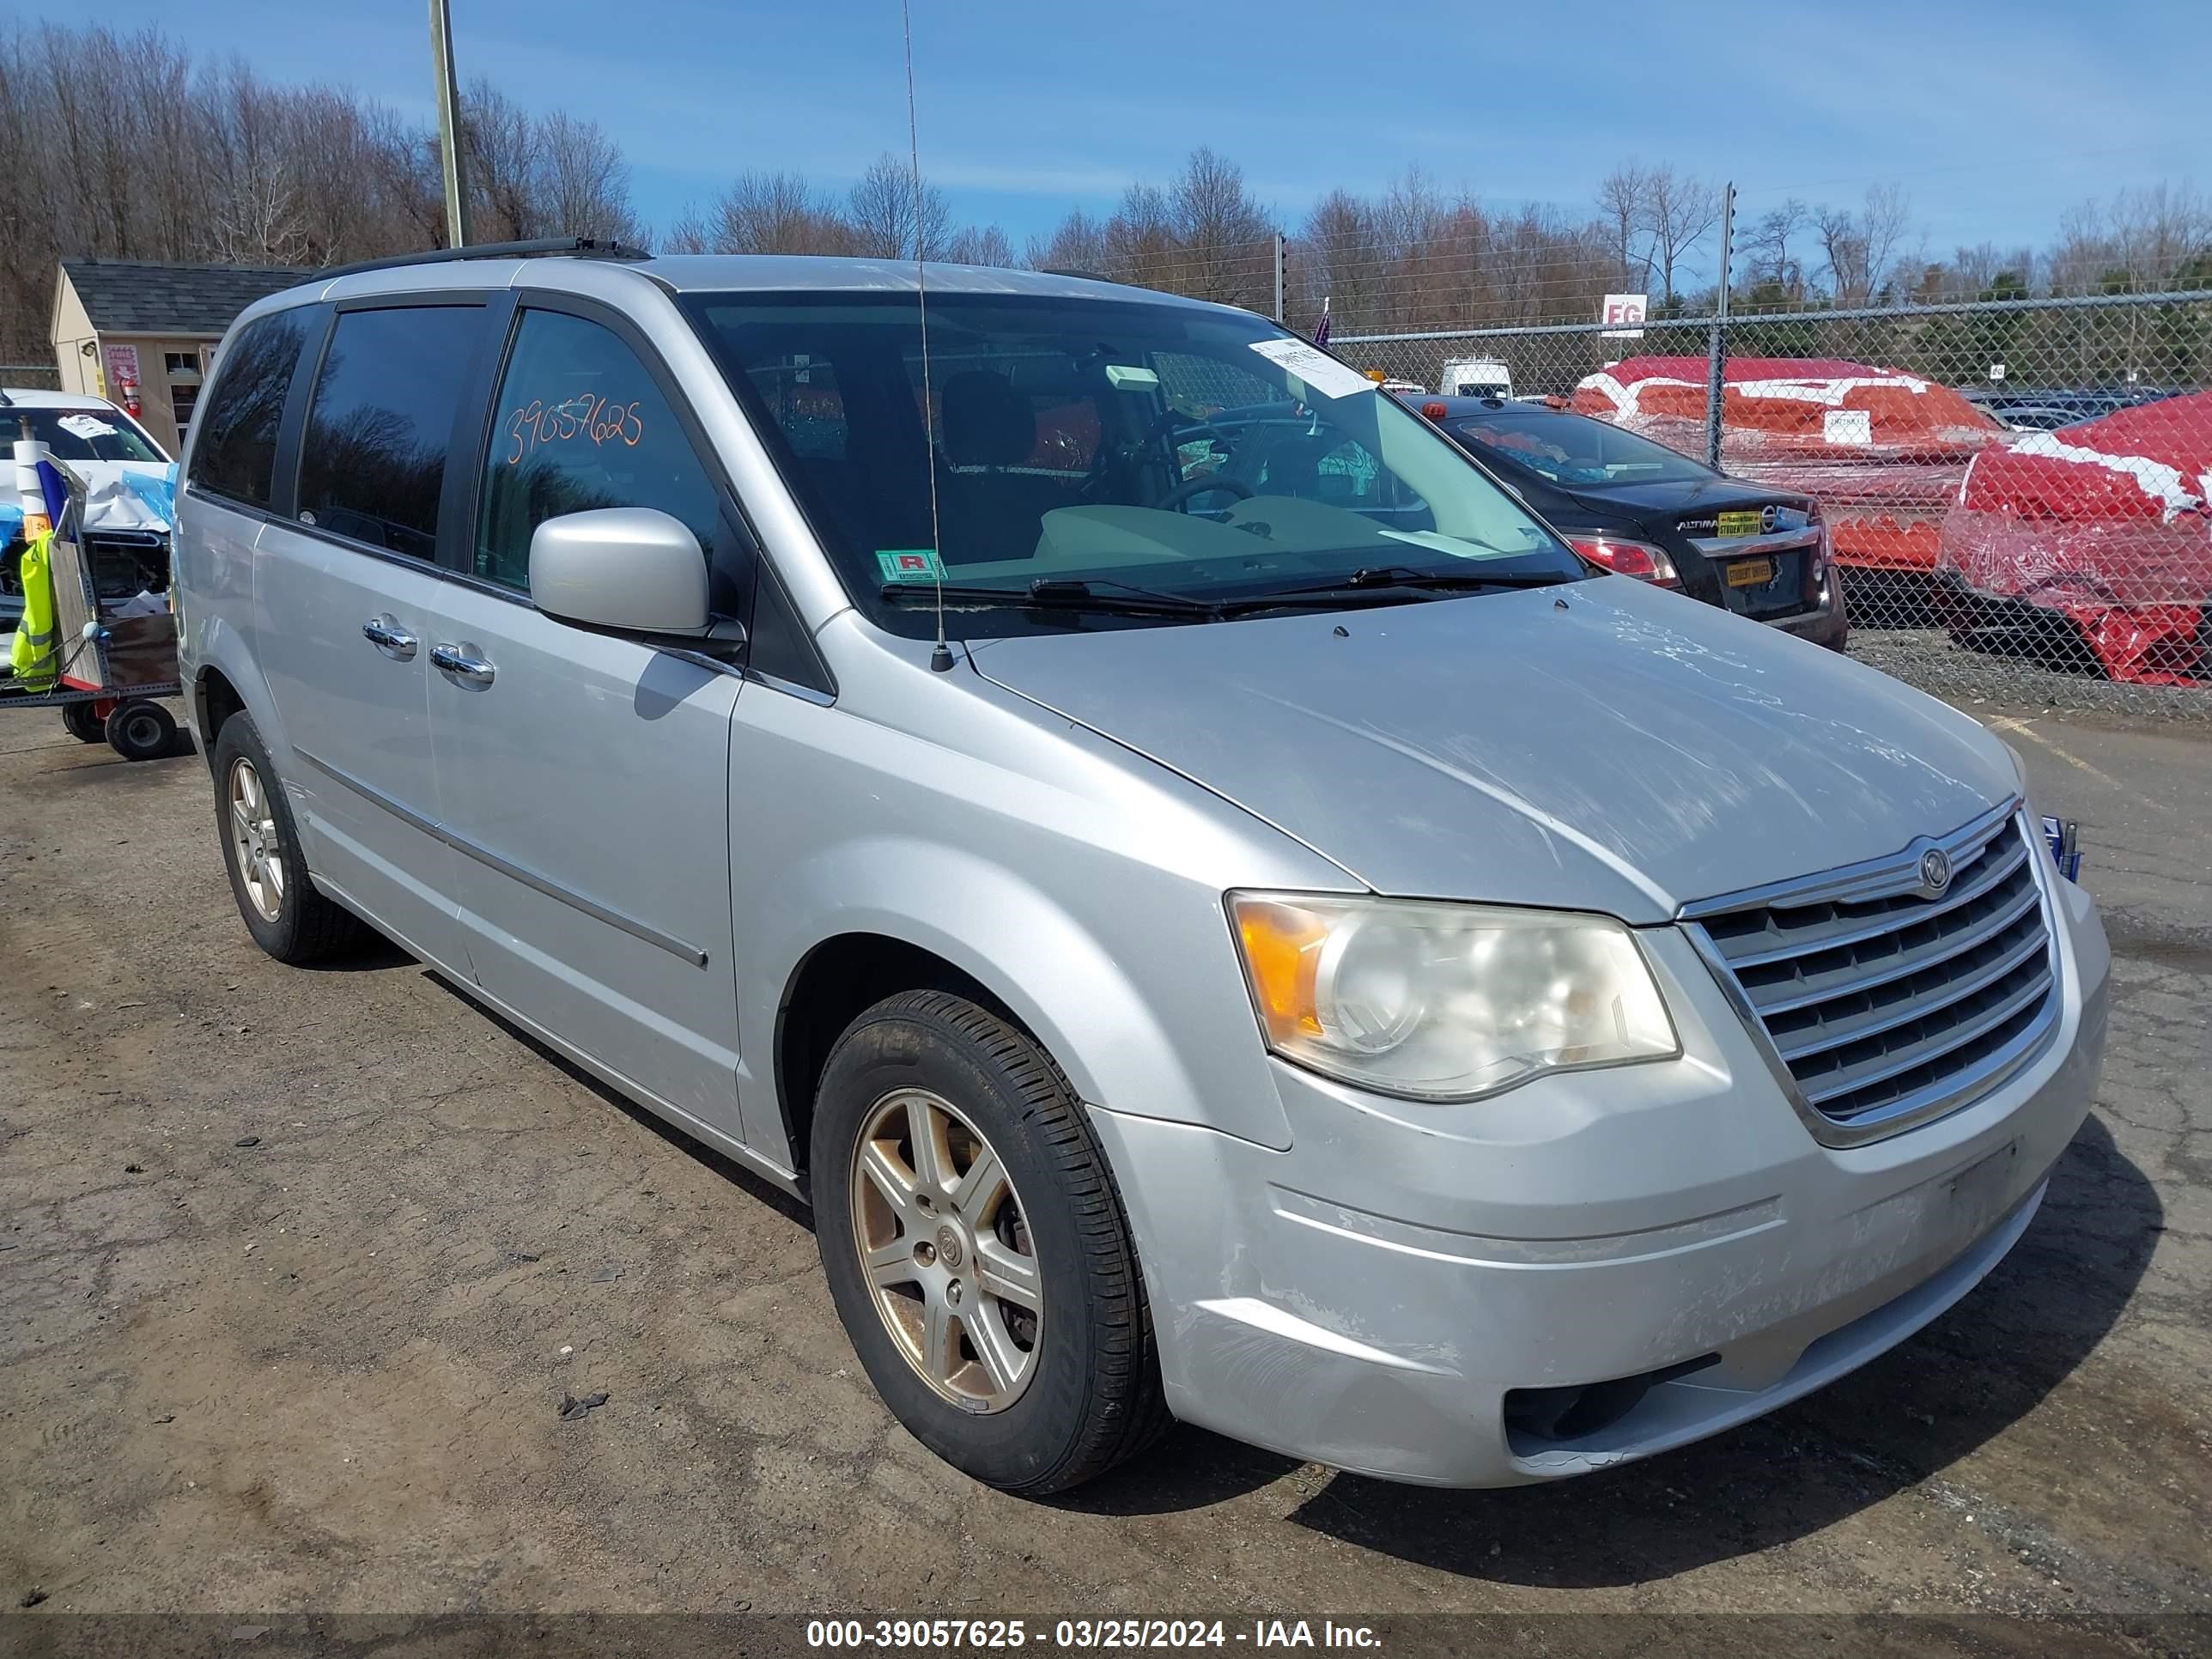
[1, 363, 64, 390]
[1325, 291, 2212, 720]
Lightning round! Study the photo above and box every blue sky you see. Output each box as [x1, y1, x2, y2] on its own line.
[54, 0, 2204, 267]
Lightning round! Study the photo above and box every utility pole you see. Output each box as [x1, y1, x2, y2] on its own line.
[429, 0, 471, 248]
[1273, 232, 1285, 324]
[1704, 180, 1735, 469]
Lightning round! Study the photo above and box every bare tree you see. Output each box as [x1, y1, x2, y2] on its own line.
[705, 170, 851, 254]
[1639, 165, 1722, 305]
[660, 205, 713, 256]
[1298, 189, 1386, 331]
[459, 79, 541, 241]
[1595, 161, 1652, 289]
[1741, 198, 1808, 301]
[847, 152, 951, 260]
[1816, 185, 1915, 303]
[944, 223, 1015, 267]
[1102, 182, 1177, 290]
[538, 110, 642, 243]
[1024, 208, 1107, 274]
[1168, 146, 1274, 306]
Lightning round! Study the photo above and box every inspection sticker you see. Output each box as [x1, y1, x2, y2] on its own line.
[876, 548, 947, 584]
[1247, 337, 1376, 400]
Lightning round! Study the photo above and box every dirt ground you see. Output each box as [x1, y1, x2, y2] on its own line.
[2, 695, 2208, 1646]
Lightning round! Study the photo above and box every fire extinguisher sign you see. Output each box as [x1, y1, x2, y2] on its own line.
[102, 343, 141, 404]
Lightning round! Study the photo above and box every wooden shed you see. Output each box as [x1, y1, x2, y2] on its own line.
[50, 258, 307, 456]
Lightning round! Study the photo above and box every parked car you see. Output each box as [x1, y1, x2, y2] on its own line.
[1961, 386, 2176, 430]
[173, 246, 2109, 1496]
[1939, 388, 2212, 685]
[1439, 356, 1513, 398]
[1574, 357, 2011, 584]
[1986, 405, 2095, 434]
[1408, 393, 1848, 649]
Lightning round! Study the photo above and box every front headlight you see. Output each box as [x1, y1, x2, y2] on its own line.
[1228, 891, 1679, 1102]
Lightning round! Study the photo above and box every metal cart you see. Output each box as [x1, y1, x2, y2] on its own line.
[3, 457, 179, 761]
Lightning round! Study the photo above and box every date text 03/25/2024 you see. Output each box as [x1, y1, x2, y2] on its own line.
[805, 1619, 1383, 1650]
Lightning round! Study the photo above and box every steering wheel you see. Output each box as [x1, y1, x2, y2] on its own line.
[1158, 473, 1255, 513]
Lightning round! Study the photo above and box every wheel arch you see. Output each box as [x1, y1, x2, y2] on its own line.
[754, 844, 1287, 1185]
[774, 932, 1026, 1190]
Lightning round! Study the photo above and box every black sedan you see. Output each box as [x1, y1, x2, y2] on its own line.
[1403, 395, 1847, 650]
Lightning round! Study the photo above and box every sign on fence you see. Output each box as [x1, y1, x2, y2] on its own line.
[1601, 294, 1648, 338]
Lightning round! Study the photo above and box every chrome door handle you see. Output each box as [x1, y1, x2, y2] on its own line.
[362, 616, 416, 657]
[429, 642, 495, 685]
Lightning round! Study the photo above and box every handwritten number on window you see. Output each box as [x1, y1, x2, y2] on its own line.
[505, 393, 645, 465]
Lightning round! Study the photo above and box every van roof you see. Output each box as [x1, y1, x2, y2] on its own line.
[258, 251, 1230, 313]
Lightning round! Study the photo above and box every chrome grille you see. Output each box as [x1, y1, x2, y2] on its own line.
[1687, 807, 2057, 1138]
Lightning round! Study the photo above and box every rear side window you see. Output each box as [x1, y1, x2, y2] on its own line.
[299, 306, 484, 559]
[188, 310, 309, 507]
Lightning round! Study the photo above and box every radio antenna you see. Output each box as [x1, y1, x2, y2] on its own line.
[902, 0, 954, 672]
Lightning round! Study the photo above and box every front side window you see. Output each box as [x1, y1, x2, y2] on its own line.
[1455, 410, 1713, 487]
[477, 308, 721, 594]
[187, 310, 309, 507]
[683, 291, 1583, 640]
[299, 305, 485, 559]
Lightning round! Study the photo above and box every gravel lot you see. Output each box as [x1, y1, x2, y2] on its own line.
[2, 695, 2207, 1649]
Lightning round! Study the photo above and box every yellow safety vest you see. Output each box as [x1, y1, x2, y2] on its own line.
[9, 532, 58, 691]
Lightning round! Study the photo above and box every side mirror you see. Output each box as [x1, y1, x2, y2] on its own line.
[528, 507, 709, 634]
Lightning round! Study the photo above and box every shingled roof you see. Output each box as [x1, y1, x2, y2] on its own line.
[59, 258, 310, 336]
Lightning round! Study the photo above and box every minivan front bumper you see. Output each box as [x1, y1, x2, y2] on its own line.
[1090, 872, 2107, 1486]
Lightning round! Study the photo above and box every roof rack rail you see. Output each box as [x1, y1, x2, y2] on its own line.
[315, 237, 651, 283]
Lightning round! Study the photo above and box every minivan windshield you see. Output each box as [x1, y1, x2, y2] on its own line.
[1453, 408, 1712, 488]
[682, 291, 1584, 638]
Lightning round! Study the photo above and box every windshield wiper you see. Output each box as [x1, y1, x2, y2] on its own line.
[1340, 562, 1576, 590]
[879, 578, 1224, 617]
[1211, 563, 1577, 612]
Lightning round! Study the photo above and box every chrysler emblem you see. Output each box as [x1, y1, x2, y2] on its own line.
[1917, 847, 1953, 896]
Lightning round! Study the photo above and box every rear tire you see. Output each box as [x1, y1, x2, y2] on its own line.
[811, 990, 1170, 1494]
[105, 699, 175, 760]
[61, 702, 104, 743]
[211, 713, 373, 964]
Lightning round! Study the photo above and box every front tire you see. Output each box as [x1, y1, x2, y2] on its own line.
[811, 991, 1170, 1494]
[211, 714, 373, 964]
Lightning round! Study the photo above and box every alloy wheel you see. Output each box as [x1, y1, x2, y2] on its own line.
[226, 757, 285, 923]
[848, 1087, 1042, 1413]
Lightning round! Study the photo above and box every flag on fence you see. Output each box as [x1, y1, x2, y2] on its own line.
[1312, 300, 1331, 349]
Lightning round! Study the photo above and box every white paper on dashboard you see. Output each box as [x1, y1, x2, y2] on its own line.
[1247, 338, 1377, 401]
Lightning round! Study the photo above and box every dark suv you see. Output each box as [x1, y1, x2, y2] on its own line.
[1406, 395, 1847, 650]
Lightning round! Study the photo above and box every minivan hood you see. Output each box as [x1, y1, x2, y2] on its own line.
[966, 576, 2017, 922]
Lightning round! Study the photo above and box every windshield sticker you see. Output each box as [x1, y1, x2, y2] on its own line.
[504, 394, 644, 465]
[876, 548, 946, 584]
[57, 414, 119, 439]
[1247, 338, 1376, 401]
[1103, 365, 1159, 389]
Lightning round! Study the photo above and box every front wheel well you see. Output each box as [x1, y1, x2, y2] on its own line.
[775, 933, 1023, 1191]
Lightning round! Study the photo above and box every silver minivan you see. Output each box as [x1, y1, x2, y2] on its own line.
[173, 246, 2109, 1494]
